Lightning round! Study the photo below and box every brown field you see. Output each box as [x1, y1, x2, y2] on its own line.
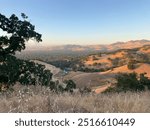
[108, 63, 150, 77]
[0, 85, 150, 113]
[63, 63, 150, 93]
[85, 51, 126, 66]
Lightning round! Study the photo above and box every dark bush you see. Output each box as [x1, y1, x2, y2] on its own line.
[105, 72, 150, 93]
[64, 80, 76, 93]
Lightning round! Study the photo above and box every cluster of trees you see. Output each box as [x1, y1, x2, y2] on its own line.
[93, 62, 101, 66]
[0, 13, 76, 93]
[48, 60, 74, 70]
[136, 53, 150, 63]
[78, 67, 102, 72]
[105, 72, 150, 93]
[48, 58, 83, 71]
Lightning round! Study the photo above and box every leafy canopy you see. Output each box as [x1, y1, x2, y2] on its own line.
[0, 13, 76, 93]
[0, 13, 42, 60]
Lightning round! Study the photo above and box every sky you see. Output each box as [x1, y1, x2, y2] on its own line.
[0, 0, 150, 47]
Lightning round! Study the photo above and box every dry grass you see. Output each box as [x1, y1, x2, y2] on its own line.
[0, 85, 150, 113]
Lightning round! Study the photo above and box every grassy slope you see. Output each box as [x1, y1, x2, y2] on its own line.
[0, 85, 150, 113]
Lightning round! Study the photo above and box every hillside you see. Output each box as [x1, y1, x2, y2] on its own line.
[15, 41, 150, 94]
[62, 45, 150, 93]
[82, 45, 150, 70]
[25, 40, 150, 53]
[106, 63, 150, 77]
[1, 86, 150, 112]
[28, 45, 150, 94]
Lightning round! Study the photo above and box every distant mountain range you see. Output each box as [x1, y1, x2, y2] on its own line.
[27, 39, 150, 52]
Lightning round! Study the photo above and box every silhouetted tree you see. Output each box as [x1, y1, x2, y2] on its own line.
[0, 13, 42, 61]
[0, 13, 77, 93]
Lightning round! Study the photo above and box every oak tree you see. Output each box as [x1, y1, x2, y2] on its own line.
[0, 13, 42, 61]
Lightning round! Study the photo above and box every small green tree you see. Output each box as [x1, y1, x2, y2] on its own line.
[139, 73, 150, 90]
[64, 80, 76, 93]
[127, 60, 136, 70]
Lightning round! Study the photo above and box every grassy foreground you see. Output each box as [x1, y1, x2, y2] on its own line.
[0, 85, 150, 113]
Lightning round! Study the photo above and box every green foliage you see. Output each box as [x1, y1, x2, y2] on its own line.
[127, 60, 136, 70]
[0, 13, 42, 60]
[139, 73, 150, 90]
[0, 13, 77, 93]
[79, 67, 102, 72]
[64, 80, 76, 93]
[0, 55, 21, 85]
[111, 58, 120, 67]
[116, 73, 144, 92]
[0, 55, 53, 86]
[106, 72, 150, 93]
[0, 55, 76, 93]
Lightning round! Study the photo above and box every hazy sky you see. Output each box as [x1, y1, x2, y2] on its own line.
[0, 0, 150, 46]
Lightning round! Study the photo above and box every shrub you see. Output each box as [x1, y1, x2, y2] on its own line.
[127, 60, 136, 70]
[105, 72, 150, 93]
[115, 73, 144, 92]
[139, 73, 150, 90]
[79, 86, 91, 94]
[64, 80, 76, 93]
[93, 62, 98, 66]
[92, 56, 99, 60]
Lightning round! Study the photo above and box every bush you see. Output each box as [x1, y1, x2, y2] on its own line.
[64, 80, 76, 93]
[116, 73, 144, 92]
[79, 86, 91, 94]
[105, 72, 150, 93]
[127, 63, 135, 70]
[127, 60, 136, 70]
[92, 56, 99, 60]
[139, 73, 150, 90]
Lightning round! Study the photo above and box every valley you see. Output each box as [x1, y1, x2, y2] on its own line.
[16, 40, 150, 94]
[1, 2, 150, 114]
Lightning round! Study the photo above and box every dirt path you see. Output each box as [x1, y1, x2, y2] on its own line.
[94, 86, 109, 93]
